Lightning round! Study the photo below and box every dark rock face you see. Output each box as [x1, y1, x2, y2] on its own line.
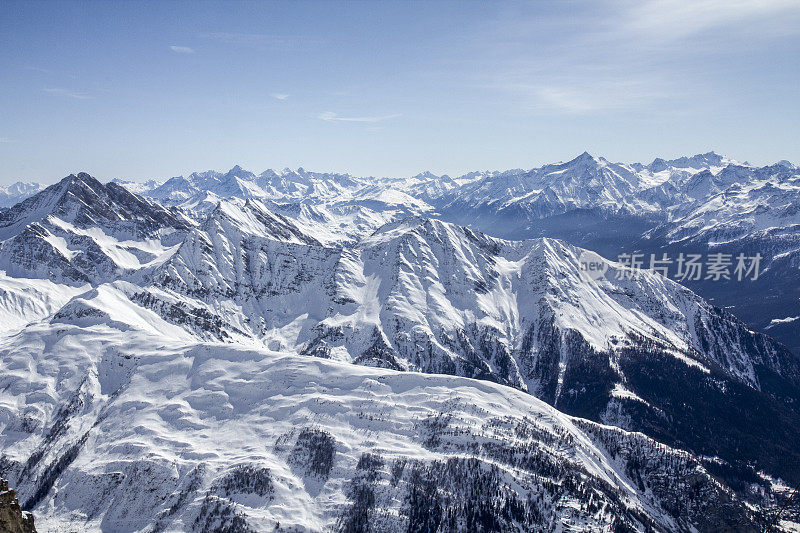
[212, 465, 274, 499]
[614, 345, 800, 485]
[516, 316, 800, 486]
[0, 478, 36, 533]
[193, 495, 255, 533]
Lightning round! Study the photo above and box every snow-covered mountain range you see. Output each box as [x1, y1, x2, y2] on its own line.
[104, 152, 799, 353]
[0, 182, 44, 210]
[1, 159, 799, 531]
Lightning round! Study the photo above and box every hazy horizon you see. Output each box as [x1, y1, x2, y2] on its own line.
[2, 149, 784, 188]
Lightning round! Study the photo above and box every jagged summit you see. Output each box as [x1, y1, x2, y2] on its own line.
[222, 164, 255, 179]
[0, 172, 187, 240]
[206, 198, 321, 246]
[411, 170, 440, 181]
[568, 150, 597, 163]
[2, 151, 753, 204]
[0, 172, 190, 283]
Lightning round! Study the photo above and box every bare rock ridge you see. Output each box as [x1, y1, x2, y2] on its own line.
[0, 479, 36, 533]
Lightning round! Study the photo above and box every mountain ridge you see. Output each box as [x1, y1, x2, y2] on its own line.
[2, 165, 800, 530]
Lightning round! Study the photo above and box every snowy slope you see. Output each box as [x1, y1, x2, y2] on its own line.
[147, 208, 798, 392]
[0, 313, 773, 531]
[0, 173, 190, 284]
[150, 199, 340, 345]
[0, 272, 88, 335]
[1, 159, 799, 531]
[129, 205, 800, 489]
[261, 201, 409, 246]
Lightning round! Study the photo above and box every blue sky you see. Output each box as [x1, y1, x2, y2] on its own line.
[1, 0, 799, 185]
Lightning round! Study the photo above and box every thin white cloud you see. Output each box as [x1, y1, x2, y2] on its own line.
[534, 87, 608, 114]
[625, 0, 800, 41]
[43, 88, 91, 100]
[318, 111, 401, 123]
[170, 45, 195, 54]
[470, 0, 800, 116]
[0, 138, 15, 143]
[270, 93, 290, 100]
[493, 75, 673, 114]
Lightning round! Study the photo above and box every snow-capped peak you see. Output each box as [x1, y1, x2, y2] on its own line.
[2, 160, 800, 531]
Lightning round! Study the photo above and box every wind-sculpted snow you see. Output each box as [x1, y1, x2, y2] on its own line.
[0, 319, 775, 531]
[0, 273, 88, 335]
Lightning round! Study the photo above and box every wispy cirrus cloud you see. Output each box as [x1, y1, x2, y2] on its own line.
[318, 111, 401, 123]
[492, 73, 674, 114]
[470, 0, 800, 115]
[270, 93, 290, 100]
[169, 45, 195, 54]
[43, 88, 91, 100]
[0, 138, 15, 143]
[624, 0, 800, 42]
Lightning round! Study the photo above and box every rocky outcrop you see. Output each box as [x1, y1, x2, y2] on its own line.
[0, 478, 36, 533]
